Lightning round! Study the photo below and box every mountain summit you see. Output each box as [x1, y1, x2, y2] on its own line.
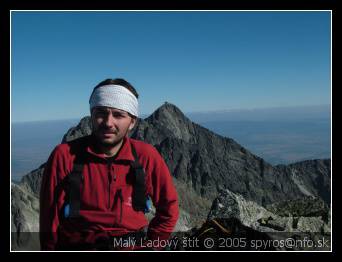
[148, 102, 188, 123]
[132, 102, 197, 144]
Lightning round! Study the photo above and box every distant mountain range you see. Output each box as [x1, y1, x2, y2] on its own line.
[11, 102, 331, 251]
[186, 104, 330, 122]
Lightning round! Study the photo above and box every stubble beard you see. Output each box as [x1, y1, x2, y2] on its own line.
[94, 127, 129, 149]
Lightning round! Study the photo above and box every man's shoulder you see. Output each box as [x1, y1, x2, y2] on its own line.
[128, 138, 159, 158]
[54, 135, 91, 155]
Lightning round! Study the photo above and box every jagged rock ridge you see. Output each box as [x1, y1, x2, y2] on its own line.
[130, 103, 330, 210]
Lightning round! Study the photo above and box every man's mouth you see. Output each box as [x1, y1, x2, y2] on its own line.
[103, 131, 115, 134]
[101, 133, 115, 140]
[99, 130, 117, 137]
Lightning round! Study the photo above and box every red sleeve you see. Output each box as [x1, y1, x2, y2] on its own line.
[146, 147, 179, 248]
[39, 146, 67, 250]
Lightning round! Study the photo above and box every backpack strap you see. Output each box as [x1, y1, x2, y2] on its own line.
[64, 146, 86, 219]
[68, 162, 84, 218]
[130, 143, 148, 212]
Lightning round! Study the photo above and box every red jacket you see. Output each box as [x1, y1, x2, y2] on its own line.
[39, 135, 179, 250]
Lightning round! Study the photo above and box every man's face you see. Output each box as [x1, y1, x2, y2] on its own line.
[91, 106, 136, 147]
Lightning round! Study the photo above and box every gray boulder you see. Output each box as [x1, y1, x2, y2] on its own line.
[208, 189, 275, 229]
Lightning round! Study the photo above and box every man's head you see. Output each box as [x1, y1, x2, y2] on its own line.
[89, 78, 139, 148]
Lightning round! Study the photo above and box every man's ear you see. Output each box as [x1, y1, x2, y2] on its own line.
[90, 108, 95, 121]
[128, 117, 137, 131]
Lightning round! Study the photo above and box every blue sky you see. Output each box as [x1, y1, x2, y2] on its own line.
[11, 11, 331, 122]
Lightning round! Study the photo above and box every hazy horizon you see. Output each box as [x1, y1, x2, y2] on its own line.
[11, 103, 330, 123]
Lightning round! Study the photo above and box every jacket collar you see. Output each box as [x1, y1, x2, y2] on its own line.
[86, 135, 135, 162]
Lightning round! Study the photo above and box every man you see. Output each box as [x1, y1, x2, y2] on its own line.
[39, 78, 179, 250]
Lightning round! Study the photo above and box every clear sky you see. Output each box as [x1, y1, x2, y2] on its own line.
[11, 11, 331, 122]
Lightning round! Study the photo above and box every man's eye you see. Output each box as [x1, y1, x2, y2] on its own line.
[95, 111, 106, 117]
[112, 113, 124, 118]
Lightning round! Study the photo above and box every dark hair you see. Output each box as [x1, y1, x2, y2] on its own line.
[90, 78, 139, 100]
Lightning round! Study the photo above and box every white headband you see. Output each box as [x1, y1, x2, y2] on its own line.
[89, 84, 139, 117]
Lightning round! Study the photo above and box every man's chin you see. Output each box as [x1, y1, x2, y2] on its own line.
[99, 138, 118, 147]
[93, 131, 126, 148]
[97, 136, 123, 148]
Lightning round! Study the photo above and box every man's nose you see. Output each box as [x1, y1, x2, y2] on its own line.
[104, 112, 116, 127]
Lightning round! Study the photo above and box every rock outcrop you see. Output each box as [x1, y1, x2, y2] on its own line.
[266, 196, 330, 222]
[173, 189, 331, 251]
[207, 189, 330, 234]
[11, 183, 40, 251]
[19, 164, 45, 198]
[62, 116, 92, 143]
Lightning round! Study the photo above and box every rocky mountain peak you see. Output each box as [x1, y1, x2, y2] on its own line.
[146, 102, 188, 123]
[133, 102, 197, 144]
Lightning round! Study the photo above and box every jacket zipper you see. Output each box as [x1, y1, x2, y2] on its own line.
[117, 189, 123, 224]
[107, 160, 112, 210]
